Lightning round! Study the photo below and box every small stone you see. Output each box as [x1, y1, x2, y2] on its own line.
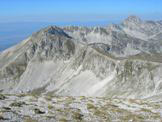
[0, 94, 6, 100]
[10, 101, 26, 107]
[0, 113, 8, 120]
[34, 108, 45, 114]
[2, 107, 11, 111]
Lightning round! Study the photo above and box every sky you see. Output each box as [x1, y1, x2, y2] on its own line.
[0, 0, 162, 23]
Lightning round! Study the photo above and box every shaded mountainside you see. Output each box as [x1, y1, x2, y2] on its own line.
[0, 16, 162, 100]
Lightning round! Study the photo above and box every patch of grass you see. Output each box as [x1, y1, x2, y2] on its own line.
[93, 109, 107, 118]
[110, 108, 126, 113]
[87, 103, 97, 110]
[48, 104, 54, 109]
[72, 111, 83, 121]
[151, 114, 161, 120]
[28, 97, 38, 102]
[124, 60, 133, 77]
[59, 118, 68, 122]
[46, 115, 56, 119]
[56, 109, 64, 113]
[120, 114, 145, 121]
[63, 97, 76, 106]
[66, 97, 75, 101]
[152, 104, 161, 109]
[45, 96, 53, 101]
[16, 93, 28, 98]
[24, 116, 38, 122]
[80, 96, 85, 100]
[141, 108, 153, 113]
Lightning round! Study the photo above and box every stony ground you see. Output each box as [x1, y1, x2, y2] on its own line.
[0, 93, 162, 122]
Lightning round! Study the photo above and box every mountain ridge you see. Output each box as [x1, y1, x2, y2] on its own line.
[0, 16, 162, 100]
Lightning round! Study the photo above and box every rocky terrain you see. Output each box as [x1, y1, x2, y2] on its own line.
[0, 93, 162, 122]
[0, 16, 162, 121]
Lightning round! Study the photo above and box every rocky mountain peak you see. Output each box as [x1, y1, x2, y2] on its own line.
[34, 26, 71, 39]
[124, 15, 142, 23]
[122, 16, 143, 29]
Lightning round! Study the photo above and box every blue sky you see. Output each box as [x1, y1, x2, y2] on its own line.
[0, 0, 162, 23]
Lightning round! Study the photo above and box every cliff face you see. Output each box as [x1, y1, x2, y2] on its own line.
[0, 16, 162, 99]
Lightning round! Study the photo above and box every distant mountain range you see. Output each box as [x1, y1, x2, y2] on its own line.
[0, 20, 118, 51]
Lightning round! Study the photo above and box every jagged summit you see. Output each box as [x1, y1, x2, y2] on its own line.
[122, 16, 143, 29]
[124, 15, 142, 23]
[33, 26, 72, 39]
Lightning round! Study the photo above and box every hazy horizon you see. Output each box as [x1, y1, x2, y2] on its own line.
[1, 16, 162, 52]
[1, 0, 162, 51]
[0, 20, 121, 51]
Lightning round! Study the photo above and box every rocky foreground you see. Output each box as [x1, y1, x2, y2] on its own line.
[0, 93, 162, 122]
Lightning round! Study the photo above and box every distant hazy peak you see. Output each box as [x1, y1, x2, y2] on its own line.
[158, 20, 162, 25]
[122, 16, 143, 28]
[125, 16, 142, 23]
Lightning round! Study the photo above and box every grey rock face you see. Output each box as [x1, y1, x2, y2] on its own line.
[0, 16, 162, 100]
